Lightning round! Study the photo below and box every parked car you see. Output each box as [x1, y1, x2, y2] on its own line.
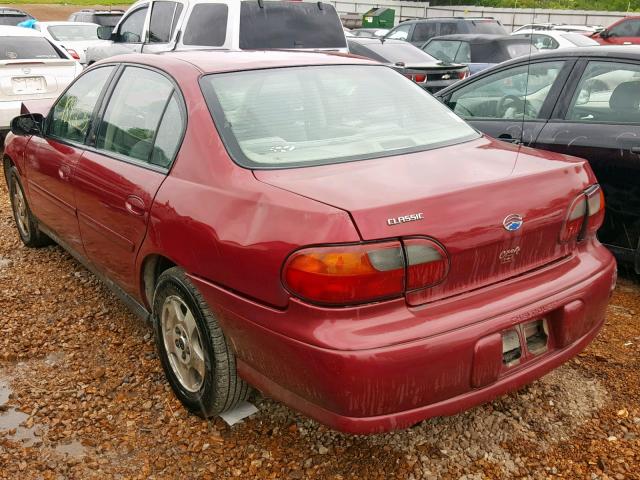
[0, 26, 81, 134]
[68, 9, 124, 31]
[86, 0, 347, 64]
[511, 30, 600, 50]
[0, 8, 34, 26]
[34, 22, 110, 65]
[513, 23, 603, 35]
[592, 16, 640, 45]
[348, 37, 469, 92]
[422, 34, 536, 75]
[384, 17, 507, 46]
[351, 27, 389, 38]
[435, 45, 640, 272]
[3, 50, 615, 434]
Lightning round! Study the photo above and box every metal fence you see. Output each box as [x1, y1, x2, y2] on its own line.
[313, 0, 632, 29]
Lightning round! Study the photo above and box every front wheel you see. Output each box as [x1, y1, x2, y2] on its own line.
[152, 267, 252, 417]
[7, 166, 52, 248]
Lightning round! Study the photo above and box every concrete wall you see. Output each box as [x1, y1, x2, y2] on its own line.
[315, 0, 632, 29]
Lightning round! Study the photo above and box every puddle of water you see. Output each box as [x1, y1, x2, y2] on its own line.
[55, 440, 87, 458]
[0, 408, 39, 446]
[0, 378, 10, 405]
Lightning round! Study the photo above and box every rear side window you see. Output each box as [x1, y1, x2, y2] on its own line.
[0, 37, 63, 60]
[412, 22, 436, 43]
[49, 67, 115, 143]
[151, 93, 185, 167]
[149, 1, 184, 43]
[239, 1, 346, 49]
[96, 67, 183, 166]
[183, 3, 227, 46]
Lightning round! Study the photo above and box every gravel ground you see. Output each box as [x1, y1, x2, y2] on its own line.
[0, 175, 639, 479]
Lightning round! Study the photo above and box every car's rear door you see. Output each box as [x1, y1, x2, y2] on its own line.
[72, 65, 186, 294]
[438, 58, 573, 145]
[535, 57, 640, 267]
[25, 65, 116, 255]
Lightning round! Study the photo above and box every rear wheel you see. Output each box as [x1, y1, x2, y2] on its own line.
[8, 166, 52, 248]
[152, 267, 252, 417]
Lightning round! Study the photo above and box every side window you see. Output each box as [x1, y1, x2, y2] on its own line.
[423, 40, 460, 63]
[96, 67, 179, 164]
[412, 23, 436, 43]
[182, 4, 228, 46]
[455, 42, 471, 63]
[48, 66, 114, 143]
[149, 1, 184, 43]
[567, 61, 640, 124]
[151, 93, 185, 167]
[448, 61, 565, 120]
[118, 6, 148, 43]
[532, 34, 559, 50]
[387, 24, 412, 41]
[439, 22, 458, 36]
[609, 19, 640, 37]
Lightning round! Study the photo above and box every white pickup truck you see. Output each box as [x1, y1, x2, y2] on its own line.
[86, 0, 348, 64]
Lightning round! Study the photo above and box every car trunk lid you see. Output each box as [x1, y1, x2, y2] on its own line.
[0, 59, 77, 101]
[255, 136, 592, 305]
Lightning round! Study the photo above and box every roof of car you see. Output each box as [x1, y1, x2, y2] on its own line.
[427, 34, 530, 43]
[397, 17, 499, 25]
[0, 25, 45, 37]
[348, 37, 404, 45]
[104, 50, 378, 74]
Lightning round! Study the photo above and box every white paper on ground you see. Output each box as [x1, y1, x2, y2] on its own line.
[219, 401, 259, 426]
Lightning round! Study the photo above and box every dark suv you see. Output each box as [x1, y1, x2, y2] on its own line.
[68, 9, 125, 29]
[0, 8, 34, 26]
[385, 17, 507, 46]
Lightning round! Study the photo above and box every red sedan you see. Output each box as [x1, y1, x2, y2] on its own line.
[3, 51, 616, 434]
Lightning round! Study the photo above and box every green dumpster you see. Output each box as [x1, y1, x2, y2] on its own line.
[362, 8, 395, 29]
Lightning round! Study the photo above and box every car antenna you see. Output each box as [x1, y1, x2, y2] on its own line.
[258, 0, 264, 8]
[317, 2, 324, 10]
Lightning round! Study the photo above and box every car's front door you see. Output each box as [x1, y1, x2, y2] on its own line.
[112, 4, 150, 54]
[440, 59, 572, 146]
[25, 66, 116, 254]
[73, 65, 185, 295]
[535, 58, 640, 266]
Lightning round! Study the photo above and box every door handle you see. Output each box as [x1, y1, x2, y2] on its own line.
[58, 164, 71, 181]
[125, 195, 146, 217]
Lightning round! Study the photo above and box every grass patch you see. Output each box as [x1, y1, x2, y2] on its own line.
[429, 0, 640, 12]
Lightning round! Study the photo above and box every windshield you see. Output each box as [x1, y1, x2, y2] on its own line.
[561, 33, 599, 46]
[0, 36, 63, 60]
[471, 20, 507, 34]
[48, 24, 99, 41]
[200, 65, 478, 169]
[0, 13, 31, 26]
[93, 14, 122, 27]
[239, 1, 346, 49]
[365, 42, 437, 63]
[507, 42, 537, 58]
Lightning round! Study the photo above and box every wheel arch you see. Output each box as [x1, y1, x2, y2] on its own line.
[141, 254, 177, 309]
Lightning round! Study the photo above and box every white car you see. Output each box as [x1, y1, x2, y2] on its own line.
[0, 26, 81, 131]
[34, 21, 110, 65]
[513, 23, 603, 34]
[511, 30, 600, 50]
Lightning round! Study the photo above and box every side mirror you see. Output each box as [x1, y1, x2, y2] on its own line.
[11, 113, 44, 137]
[97, 26, 114, 41]
[600, 29, 610, 39]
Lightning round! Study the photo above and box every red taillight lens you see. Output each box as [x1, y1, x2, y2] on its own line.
[586, 184, 605, 235]
[284, 239, 450, 305]
[283, 242, 405, 305]
[67, 49, 80, 60]
[457, 69, 469, 79]
[404, 238, 449, 290]
[413, 74, 426, 83]
[560, 194, 587, 243]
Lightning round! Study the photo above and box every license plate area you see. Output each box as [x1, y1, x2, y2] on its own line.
[12, 76, 46, 94]
[501, 318, 551, 369]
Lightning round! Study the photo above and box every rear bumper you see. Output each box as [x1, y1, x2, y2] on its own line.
[189, 242, 616, 434]
[0, 101, 22, 129]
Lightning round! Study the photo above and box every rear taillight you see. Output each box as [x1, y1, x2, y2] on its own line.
[67, 48, 80, 60]
[283, 238, 449, 306]
[457, 69, 470, 79]
[560, 184, 604, 243]
[413, 74, 426, 83]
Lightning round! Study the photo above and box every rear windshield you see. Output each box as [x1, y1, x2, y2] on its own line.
[506, 42, 537, 58]
[561, 33, 599, 46]
[470, 20, 506, 35]
[200, 65, 478, 169]
[93, 14, 122, 27]
[0, 13, 32, 26]
[48, 24, 99, 41]
[239, 1, 346, 50]
[363, 42, 437, 63]
[0, 37, 63, 60]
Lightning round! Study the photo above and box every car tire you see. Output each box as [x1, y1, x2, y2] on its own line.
[152, 266, 252, 417]
[7, 166, 52, 248]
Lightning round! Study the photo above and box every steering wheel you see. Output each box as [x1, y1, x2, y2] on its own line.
[497, 95, 526, 118]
